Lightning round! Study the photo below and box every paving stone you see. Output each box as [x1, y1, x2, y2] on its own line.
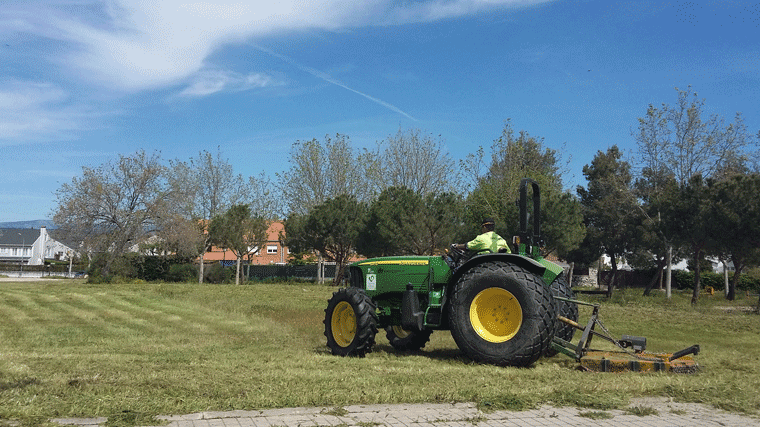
[50, 399, 760, 427]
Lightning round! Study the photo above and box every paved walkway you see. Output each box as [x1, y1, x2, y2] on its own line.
[52, 398, 760, 427]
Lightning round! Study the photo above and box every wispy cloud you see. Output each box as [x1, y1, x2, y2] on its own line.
[0, 0, 553, 142]
[0, 80, 101, 143]
[3, 0, 554, 91]
[178, 68, 284, 97]
[253, 44, 417, 121]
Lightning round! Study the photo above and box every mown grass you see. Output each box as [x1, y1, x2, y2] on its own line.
[0, 280, 759, 427]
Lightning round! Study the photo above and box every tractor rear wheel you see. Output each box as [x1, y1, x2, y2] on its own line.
[449, 261, 555, 367]
[385, 326, 433, 351]
[545, 275, 578, 357]
[324, 287, 378, 357]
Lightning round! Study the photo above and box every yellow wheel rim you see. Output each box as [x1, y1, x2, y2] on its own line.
[331, 301, 357, 347]
[470, 287, 522, 343]
[391, 325, 412, 339]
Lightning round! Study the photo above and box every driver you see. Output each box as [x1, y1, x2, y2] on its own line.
[456, 218, 510, 254]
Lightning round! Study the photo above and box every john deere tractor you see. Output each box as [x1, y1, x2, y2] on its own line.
[324, 178, 578, 367]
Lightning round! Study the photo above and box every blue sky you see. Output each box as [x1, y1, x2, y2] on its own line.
[1, 0, 759, 223]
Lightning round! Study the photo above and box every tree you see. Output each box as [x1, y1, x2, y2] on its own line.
[635, 86, 753, 186]
[293, 195, 367, 286]
[669, 175, 714, 304]
[246, 171, 282, 219]
[708, 173, 760, 300]
[634, 87, 756, 302]
[166, 149, 247, 283]
[208, 204, 269, 285]
[379, 128, 456, 195]
[53, 150, 168, 277]
[577, 146, 641, 292]
[357, 187, 465, 257]
[277, 134, 381, 216]
[464, 121, 584, 257]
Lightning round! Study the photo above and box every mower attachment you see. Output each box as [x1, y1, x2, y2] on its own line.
[550, 298, 700, 374]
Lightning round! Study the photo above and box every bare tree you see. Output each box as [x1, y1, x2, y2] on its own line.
[247, 171, 282, 219]
[166, 149, 247, 283]
[277, 134, 381, 216]
[635, 86, 753, 186]
[53, 150, 167, 276]
[379, 128, 455, 194]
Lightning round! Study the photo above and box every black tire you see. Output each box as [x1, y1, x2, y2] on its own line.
[448, 261, 555, 367]
[324, 287, 378, 357]
[385, 326, 433, 351]
[545, 275, 579, 357]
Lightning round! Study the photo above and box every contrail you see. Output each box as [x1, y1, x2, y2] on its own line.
[253, 44, 417, 121]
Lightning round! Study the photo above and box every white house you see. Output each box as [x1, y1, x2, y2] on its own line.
[0, 227, 76, 266]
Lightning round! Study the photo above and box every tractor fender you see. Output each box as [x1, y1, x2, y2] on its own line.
[449, 253, 547, 286]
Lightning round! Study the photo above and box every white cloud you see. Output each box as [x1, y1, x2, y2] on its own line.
[178, 68, 282, 97]
[3, 0, 553, 92]
[0, 0, 553, 142]
[0, 80, 93, 143]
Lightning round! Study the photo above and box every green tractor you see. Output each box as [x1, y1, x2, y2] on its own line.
[324, 178, 578, 367]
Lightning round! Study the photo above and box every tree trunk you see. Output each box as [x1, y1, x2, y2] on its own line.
[235, 256, 241, 285]
[643, 259, 665, 296]
[333, 263, 344, 286]
[723, 261, 729, 298]
[567, 262, 575, 285]
[607, 257, 618, 298]
[333, 252, 346, 286]
[317, 256, 324, 284]
[691, 250, 702, 305]
[199, 248, 206, 284]
[728, 254, 743, 301]
[665, 245, 672, 299]
[729, 269, 742, 302]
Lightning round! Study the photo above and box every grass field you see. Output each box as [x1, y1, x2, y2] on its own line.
[1, 279, 759, 427]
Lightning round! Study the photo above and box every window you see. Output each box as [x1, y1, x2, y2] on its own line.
[267, 245, 278, 254]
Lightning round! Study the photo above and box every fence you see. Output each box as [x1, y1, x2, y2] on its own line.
[599, 270, 655, 289]
[244, 264, 337, 281]
[0, 263, 87, 278]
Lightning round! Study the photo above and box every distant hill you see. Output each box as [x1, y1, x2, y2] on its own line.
[0, 220, 57, 229]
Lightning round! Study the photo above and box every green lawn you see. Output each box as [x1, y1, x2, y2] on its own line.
[1, 280, 759, 427]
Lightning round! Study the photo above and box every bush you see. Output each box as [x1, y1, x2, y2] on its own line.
[671, 270, 760, 292]
[85, 254, 199, 283]
[204, 264, 235, 284]
[166, 264, 198, 282]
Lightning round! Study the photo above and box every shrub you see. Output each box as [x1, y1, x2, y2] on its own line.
[166, 264, 198, 282]
[671, 270, 760, 292]
[204, 263, 234, 284]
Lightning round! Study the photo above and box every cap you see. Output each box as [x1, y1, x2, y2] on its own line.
[481, 218, 495, 226]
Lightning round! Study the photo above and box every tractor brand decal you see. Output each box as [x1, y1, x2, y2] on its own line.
[359, 260, 430, 266]
[366, 273, 377, 291]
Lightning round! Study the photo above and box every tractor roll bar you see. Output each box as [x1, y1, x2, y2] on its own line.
[518, 178, 541, 247]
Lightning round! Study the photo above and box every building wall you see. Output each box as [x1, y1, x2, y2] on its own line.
[202, 221, 291, 265]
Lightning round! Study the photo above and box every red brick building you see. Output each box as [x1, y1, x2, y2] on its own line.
[201, 221, 290, 265]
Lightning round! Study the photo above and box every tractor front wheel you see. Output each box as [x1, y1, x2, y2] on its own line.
[324, 287, 378, 357]
[449, 261, 555, 367]
[385, 326, 433, 351]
